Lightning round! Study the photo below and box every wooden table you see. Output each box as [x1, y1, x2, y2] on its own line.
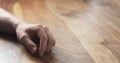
[0, 0, 120, 63]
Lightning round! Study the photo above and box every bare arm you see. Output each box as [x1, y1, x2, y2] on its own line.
[0, 8, 23, 34]
[0, 8, 55, 56]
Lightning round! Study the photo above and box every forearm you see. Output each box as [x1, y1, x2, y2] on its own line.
[0, 8, 56, 57]
[0, 8, 24, 34]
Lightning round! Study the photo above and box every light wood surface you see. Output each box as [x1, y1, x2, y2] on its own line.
[0, 0, 120, 63]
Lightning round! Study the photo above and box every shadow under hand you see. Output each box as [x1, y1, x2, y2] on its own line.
[41, 50, 56, 63]
[0, 33, 18, 43]
[0, 33, 56, 63]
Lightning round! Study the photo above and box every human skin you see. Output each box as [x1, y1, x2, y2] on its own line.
[0, 8, 55, 56]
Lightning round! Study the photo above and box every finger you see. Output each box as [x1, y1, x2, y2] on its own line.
[36, 26, 48, 56]
[20, 34, 37, 54]
[44, 27, 56, 53]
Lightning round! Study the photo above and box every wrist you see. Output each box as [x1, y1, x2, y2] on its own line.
[10, 17, 26, 30]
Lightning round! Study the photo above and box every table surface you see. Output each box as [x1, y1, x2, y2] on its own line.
[0, 0, 120, 63]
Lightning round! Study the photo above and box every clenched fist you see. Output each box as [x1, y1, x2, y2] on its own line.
[16, 23, 55, 56]
[0, 8, 56, 57]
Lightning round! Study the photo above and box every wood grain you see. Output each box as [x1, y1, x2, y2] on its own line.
[0, 0, 120, 63]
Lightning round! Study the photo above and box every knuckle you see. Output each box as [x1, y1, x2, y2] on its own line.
[44, 27, 49, 30]
[37, 24, 43, 28]
[34, 25, 42, 33]
[38, 24, 42, 27]
[43, 26, 48, 28]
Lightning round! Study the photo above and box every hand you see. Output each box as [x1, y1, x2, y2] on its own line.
[16, 23, 55, 56]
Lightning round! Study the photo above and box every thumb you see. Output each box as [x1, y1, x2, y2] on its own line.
[19, 34, 37, 54]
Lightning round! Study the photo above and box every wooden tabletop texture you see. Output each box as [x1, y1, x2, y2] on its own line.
[0, 0, 120, 63]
